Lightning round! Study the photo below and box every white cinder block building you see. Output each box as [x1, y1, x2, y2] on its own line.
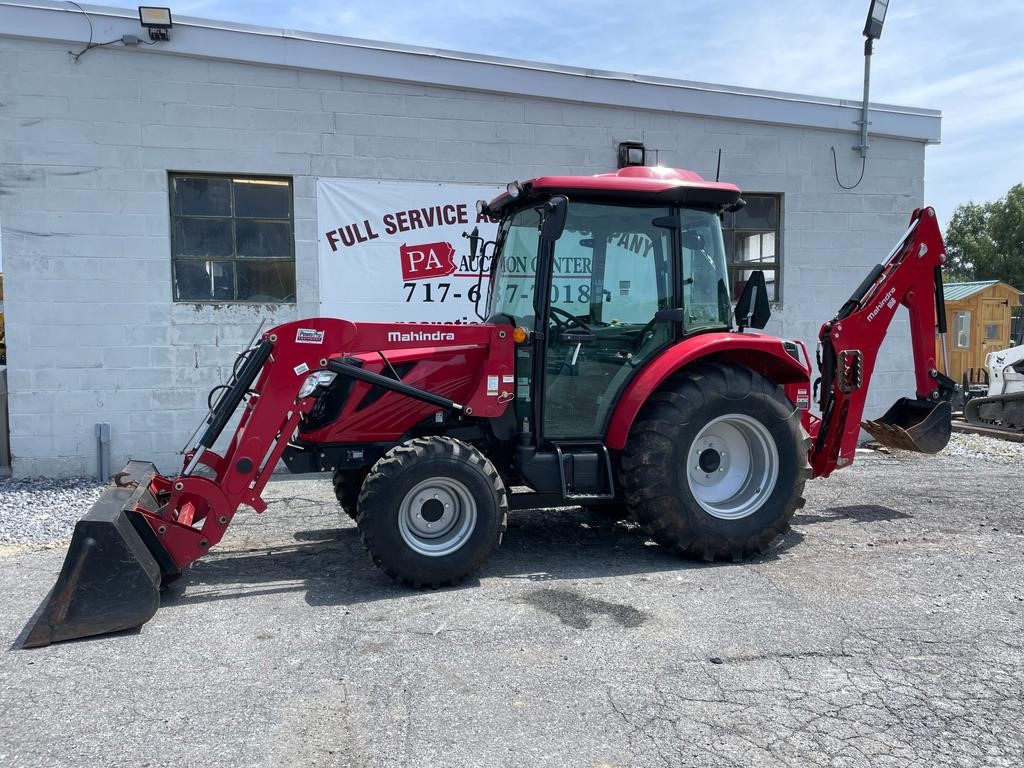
[0, 1, 941, 477]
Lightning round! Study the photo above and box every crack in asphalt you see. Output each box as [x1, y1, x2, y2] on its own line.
[598, 629, 1024, 767]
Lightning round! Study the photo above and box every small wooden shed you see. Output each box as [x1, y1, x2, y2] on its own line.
[938, 280, 1022, 383]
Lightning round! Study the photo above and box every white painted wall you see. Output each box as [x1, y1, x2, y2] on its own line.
[0, 34, 929, 477]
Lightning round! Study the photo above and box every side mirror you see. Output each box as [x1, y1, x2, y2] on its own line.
[734, 270, 771, 331]
[473, 239, 494, 322]
[462, 226, 480, 260]
[539, 196, 568, 241]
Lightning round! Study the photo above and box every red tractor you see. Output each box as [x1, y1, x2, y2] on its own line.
[22, 166, 955, 647]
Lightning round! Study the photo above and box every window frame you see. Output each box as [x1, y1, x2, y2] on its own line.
[168, 171, 296, 304]
[953, 310, 971, 349]
[722, 193, 783, 306]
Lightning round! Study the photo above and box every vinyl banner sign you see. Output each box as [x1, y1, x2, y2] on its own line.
[317, 178, 503, 323]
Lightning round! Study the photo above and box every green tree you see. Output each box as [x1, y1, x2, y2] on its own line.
[944, 184, 1024, 291]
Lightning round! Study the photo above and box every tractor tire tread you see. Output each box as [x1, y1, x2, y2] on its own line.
[332, 468, 366, 521]
[622, 362, 810, 562]
[357, 436, 508, 588]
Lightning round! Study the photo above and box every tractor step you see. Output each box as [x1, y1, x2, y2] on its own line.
[554, 443, 616, 500]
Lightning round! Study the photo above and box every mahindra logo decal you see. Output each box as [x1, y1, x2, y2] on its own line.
[867, 287, 897, 322]
[387, 330, 456, 343]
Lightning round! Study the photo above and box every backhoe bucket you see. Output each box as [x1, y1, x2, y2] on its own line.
[862, 398, 951, 454]
[19, 484, 164, 649]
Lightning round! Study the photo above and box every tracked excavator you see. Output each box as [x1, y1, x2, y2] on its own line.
[964, 342, 1024, 429]
[21, 166, 956, 648]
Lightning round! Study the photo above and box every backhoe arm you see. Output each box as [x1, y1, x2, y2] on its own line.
[810, 207, 955, 478]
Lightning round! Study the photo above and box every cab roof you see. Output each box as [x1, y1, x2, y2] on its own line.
[488, 166, 742, 213]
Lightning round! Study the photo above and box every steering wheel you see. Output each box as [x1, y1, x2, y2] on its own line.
[549, 306, 593, 333]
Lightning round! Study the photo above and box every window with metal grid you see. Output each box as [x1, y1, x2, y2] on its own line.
[169, 173, 296, 302]
[722, 193, 782, 304]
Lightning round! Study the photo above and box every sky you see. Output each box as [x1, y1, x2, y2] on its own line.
[95, 0, 1024, 227]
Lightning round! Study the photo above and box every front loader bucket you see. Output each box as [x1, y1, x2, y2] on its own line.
[862, 398, 952, 454]
[19, 486, 163, 649]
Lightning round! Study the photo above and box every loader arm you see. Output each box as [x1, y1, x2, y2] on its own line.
[146, 318, 512, 574]
[21, 318, 512, 647]
[809, 207, 955, 478]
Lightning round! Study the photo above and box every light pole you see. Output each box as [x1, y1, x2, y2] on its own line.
[856, 0, 889, 157]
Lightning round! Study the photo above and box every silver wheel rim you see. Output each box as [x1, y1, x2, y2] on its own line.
[398, 477, 478, 557]
[687, 414, 779, 520]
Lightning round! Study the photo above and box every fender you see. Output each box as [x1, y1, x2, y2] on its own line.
[604, 332, 812, 450]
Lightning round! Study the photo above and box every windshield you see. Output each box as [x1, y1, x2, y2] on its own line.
[487, 202, 731, 333]
[680, 208, 732, 331]
[487, 207, 541, 324]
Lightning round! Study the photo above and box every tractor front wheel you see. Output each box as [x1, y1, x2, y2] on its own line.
[332, 469, 367, 521]
[621, 363, 809, 561]
[357, 436, 508, 587]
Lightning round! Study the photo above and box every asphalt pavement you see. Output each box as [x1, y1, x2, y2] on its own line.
[1, 445, 1022, 768]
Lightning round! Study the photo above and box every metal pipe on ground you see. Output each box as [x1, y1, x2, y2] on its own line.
[0, 366, 10, 478]
[95, 422, 111, 482]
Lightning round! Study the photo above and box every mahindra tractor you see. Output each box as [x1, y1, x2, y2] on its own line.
[21, 166, 956, 648]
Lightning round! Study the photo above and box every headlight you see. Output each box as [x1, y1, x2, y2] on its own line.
[298, 371, 337, 399]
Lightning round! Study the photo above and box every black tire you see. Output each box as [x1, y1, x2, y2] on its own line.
[332, 469, 367, 521]
[357, 436, 509, 587]
[621, 362, 809, 561]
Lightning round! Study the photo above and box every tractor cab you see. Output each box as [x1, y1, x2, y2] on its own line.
[480, 168, 753, 479]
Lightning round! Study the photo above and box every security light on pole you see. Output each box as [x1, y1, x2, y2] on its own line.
[855, 0, 888, 158]
[863, 0, 888, 40]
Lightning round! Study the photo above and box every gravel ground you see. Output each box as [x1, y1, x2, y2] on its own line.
[1, 436, 1022, 768]
[942, 431, 1024, 463]
[0, 477, 104, 549]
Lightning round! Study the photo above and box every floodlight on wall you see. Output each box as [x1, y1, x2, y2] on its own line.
[138, 6, 173, 41]
[617, 142, 646, 168]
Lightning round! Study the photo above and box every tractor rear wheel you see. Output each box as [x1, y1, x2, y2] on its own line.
[357, 436, 508, 587]
[621, 363, 809, 561]
[332, 469, 367, 521]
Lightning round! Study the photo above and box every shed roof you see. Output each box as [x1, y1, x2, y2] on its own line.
[0, 0, 942, 143]
[944, 280, 1021, 301]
